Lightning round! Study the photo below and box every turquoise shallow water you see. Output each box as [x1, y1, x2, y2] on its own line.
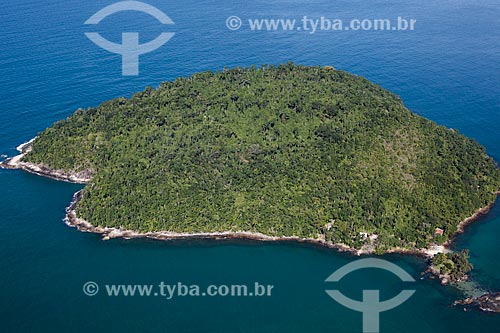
[1, 0, 499, 332]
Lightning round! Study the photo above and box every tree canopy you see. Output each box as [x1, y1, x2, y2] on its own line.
[24, 63, 500, 250]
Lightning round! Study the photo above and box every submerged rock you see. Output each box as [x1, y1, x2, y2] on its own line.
[454, 292, 500, 313]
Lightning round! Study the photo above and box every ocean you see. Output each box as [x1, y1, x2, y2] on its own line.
[0, 0, 499, 332]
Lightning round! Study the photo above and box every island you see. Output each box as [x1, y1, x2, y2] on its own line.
[428, 250, 474, 285]
[2, 63, 499, 256]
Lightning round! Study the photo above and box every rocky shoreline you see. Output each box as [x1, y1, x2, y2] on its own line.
[0, 138, 92, 184]
[454, 293, 500, 313]
[2, 138, 498, 259]
[5, 138, 500, 313]
[424, 260, 469, 285]
[429, 269, 465, 286]
[65, 190, 368, 255]
[444, 201, 498, 247]
[63, 189, 458, 258]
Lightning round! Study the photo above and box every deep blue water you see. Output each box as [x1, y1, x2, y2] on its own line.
[1, 0, 499, 332]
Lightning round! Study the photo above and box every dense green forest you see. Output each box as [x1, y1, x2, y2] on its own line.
[431, 250, 473, 282]
[24, 64, 500, 250]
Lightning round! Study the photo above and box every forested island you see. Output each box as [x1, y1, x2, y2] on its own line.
[3, 64, 500, 253]
[429, 250, 474, 284]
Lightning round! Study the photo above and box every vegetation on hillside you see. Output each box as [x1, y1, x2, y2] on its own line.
[23, 63, 500, 250]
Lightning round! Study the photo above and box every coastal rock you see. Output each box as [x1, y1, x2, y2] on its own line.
[0, 138, 93, 184]
[454, 292, 500, 313]
[426, 250, 473, 285]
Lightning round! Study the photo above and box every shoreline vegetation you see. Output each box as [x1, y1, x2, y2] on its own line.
[0, 138, 92, 184]
[63, 189, 495, 258]
[427, 250, 473, 285]
[3, 139, 499, 313]
[1, 138, 497, 259]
